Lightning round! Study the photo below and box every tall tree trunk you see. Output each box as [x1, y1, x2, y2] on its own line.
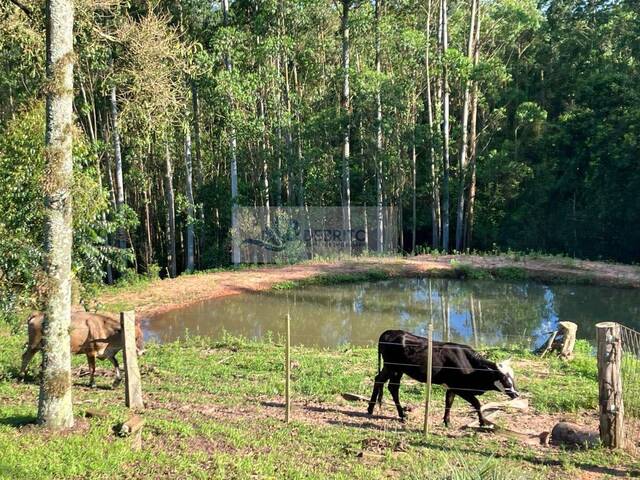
[375, 0, 384, 253]
[259, 94, 271, 226]
[425, 0, 441, 248]
[110, 84, 126, 249]
[411, 96, 417, 253]
[190, 80, 206, 265]
[455, 0, 477, 252]
[280, 2, 294, 205]
[164, 142, 176, 278]
[440, 0, 451, 252]
[341, 0, 352, 255]
[39, 0, 74, 429]
[190, 80, 204, 186]
[293, 62, 305, 208]
[142, 162, 153, 270]
[465, 2, 481, 251]
[96, 153, 113, 284]
[184, 127, 195, 272]
[223, 0, 240, 265]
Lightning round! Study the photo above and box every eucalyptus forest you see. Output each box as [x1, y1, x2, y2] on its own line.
[1, 0, 639, 318]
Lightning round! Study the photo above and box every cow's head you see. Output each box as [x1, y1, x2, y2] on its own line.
[494, 359, 519, 399]
[134, 318, 146, 356]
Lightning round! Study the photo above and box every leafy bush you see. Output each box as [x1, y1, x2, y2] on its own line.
[0, 104, 135, 324]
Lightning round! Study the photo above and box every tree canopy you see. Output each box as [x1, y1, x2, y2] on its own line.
[1, 0, 638, 320]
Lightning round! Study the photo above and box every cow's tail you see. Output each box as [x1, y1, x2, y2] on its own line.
[376, 340, 384, 409]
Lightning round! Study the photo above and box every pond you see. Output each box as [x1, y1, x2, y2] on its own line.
[144, 278, 640, 348]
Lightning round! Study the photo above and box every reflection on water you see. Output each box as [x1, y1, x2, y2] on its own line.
[145, 278, 640, 348]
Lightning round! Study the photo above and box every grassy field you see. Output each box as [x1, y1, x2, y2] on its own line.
[1, 325, 638, 479]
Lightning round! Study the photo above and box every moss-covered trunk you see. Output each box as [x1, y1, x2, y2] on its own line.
[38, 0, 75, 430]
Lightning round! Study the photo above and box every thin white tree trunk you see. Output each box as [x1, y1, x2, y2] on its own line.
[375, 0, 384, 253]
[39, 0, 75, 429]
[426, 0, 440, 248]
[223, 0, 240, 265]
[341, 0, 352, 255]
[259, 95, 271, 226]
[465, 2, 481, 251]
[292, 62, 305, 208]
[190, 80, 204, 186]
[164, 142, 177, 278]
[110, 84, 126, 249]
[190, 80, 206, 265]
[440, 0, 450, 252]
[455, 0, 477, 252]
[411, 97, 417, 253]
[184, 127, 195, 272]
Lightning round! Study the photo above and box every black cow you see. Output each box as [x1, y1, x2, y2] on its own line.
[367, 330, 519, 426]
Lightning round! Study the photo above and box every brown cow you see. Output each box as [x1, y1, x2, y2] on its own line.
[19, 311, 145, 388]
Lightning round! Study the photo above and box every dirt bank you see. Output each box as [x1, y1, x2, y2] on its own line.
[98, 254, 640, 317]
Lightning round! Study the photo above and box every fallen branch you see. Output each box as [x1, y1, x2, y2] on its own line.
[341, 392, 394, 407]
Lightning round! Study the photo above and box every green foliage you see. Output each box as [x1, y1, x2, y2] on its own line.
[0, 104, 132, 323]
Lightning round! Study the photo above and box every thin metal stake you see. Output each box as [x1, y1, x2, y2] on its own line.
[424, 323, 433, 437]
[285, 312, 291, 423]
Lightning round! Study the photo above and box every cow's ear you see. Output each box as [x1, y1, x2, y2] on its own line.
[502, 358, 512, 367]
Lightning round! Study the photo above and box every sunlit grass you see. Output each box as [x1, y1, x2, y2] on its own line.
[1, 326, 637, 479]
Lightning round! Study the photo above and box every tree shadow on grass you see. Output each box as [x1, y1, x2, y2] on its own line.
[415, 440, 639, 478]
[260, 400, 403, 432]
[0, 414, 37, 428]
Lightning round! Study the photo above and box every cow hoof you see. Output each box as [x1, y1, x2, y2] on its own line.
[112, 379, 122, 389]
[89, 382, 97, 389]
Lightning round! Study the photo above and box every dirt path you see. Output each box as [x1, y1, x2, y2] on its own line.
[98, 255, 640, 317]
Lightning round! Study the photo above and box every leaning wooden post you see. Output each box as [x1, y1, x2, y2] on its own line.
[285, 313, 291, 423]
[121, 311, 144, 410]
[596, 322, 624, 448]
[423, 323, 434, 437]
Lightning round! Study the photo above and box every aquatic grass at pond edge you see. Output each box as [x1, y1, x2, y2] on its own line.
[272, 269, 391, 290]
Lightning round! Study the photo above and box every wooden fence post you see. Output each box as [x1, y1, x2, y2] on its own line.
[596, 322, 624, 448]
[285, 313, 291, 423]
[423, 323, 433, 437]
[121, 311, 144, 410]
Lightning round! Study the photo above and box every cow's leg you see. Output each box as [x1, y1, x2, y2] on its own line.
[87, 354, 97, 388]
[443, 389, 456, 427]
[109, 355, 122, 388]
[367, 367, 391, 415]
[388, 371, 405, 421]
[457, 392, 486, 426]
[19, 347, 38, 380]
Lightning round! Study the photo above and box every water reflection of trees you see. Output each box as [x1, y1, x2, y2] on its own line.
[549, 285, 640, 339]
[145, 278, 640, 348]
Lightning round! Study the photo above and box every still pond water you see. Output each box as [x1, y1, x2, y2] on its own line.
[144, 278, 640, 348]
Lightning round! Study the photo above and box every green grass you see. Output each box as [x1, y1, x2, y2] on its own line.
[273, 269, 391, 290]
[1, 327, 638, 479]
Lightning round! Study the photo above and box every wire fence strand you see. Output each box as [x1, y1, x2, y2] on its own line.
[619, 325, 640, 447]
